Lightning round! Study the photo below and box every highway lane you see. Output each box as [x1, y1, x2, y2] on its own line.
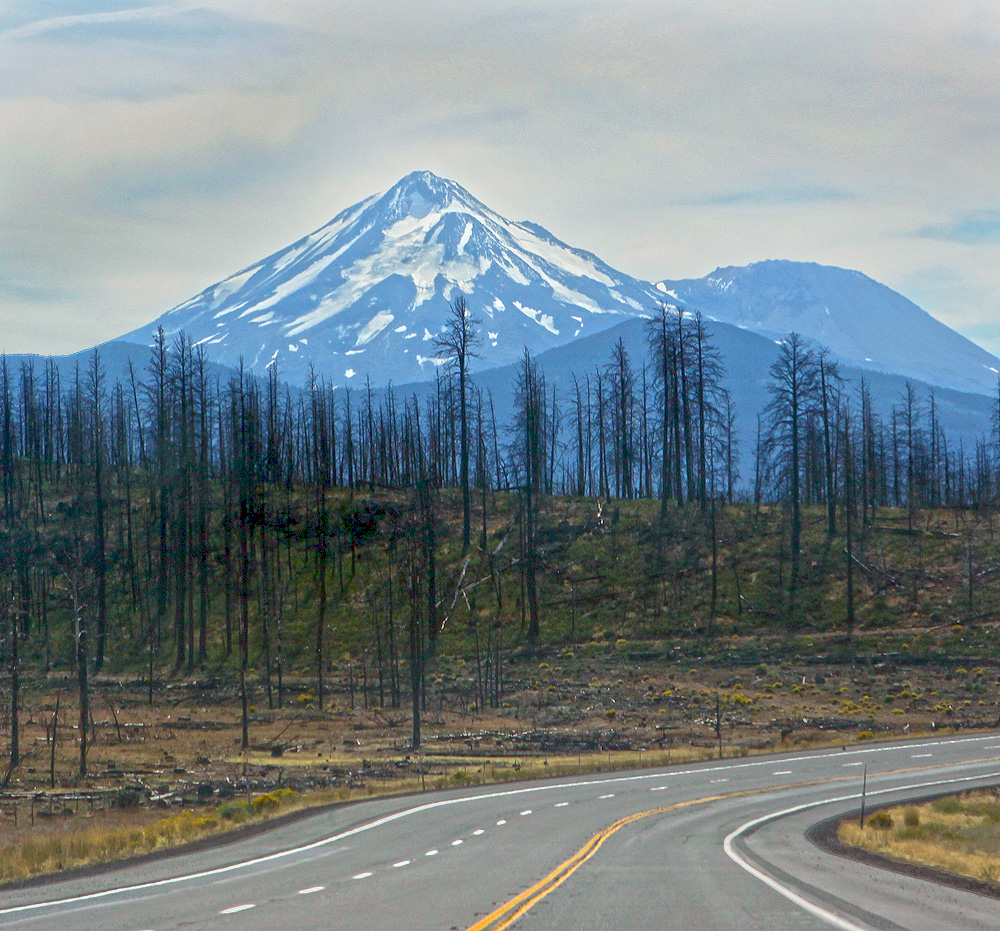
[2, 733, 1000, 930]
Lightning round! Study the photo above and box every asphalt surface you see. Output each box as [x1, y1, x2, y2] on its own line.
[2, 733, 1000, 930]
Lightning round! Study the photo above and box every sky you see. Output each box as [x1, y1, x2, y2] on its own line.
[3, 0, 1000, 357]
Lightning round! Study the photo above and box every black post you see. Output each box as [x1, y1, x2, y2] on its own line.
[859, 764, 868, 828]
[715, 693, 723, 759]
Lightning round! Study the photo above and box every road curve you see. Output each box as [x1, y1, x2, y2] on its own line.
[2, 733, 1000, 931]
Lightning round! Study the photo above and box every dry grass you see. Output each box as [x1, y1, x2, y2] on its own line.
[0, 744, 729, 885]
[839, 788, 1000, 884]
[0, 789, 301, 884]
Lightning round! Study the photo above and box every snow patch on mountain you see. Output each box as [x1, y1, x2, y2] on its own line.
[357, 311, 394, 346]
[120, 171, 662, 386]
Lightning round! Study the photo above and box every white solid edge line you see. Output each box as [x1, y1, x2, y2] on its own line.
[723, 769, 1000, 931]
[5, 732, 999, 916]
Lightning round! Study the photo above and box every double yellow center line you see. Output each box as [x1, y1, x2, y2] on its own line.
[464, 794, 730, 931]
[464, 754, 1000, 931]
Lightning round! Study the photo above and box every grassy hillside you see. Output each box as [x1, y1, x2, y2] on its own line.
[14, 484, 1000, 683]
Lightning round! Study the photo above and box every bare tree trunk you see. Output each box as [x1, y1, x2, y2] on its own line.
[72, 586, 89, 777]
[845, 414, 856, 642]
[408, 553, 422, 749]
[4, 596, 19, 785]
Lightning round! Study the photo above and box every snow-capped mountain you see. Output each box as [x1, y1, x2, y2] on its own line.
[657, 260, 1000, 397]
[114, 174, 1000, 396]
[118, 171, 662, 386]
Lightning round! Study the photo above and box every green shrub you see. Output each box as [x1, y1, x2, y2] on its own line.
[931, 796, 962, 815]
[867, 810, 893, 830]
[903, 808, 920, 828]
[217, 800, 252, 822]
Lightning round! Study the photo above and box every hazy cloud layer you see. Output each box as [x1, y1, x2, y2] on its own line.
[3, 0, 1000, 355]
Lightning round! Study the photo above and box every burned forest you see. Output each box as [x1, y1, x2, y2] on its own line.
[2, 304, 1000, 839]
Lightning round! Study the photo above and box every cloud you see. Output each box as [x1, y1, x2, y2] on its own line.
[0, 1, 159, 33]
[916, 211, 1000, 245]
[0, 276, 75, 305]
[417, 108, 527, 140]
[4, 0, 1000, 357]
[0, 3, 299, 102]
[0, 2, 176, 41]
[680, 185, 853, 208]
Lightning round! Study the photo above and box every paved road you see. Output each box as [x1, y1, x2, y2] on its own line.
[3, 733, 1000, 930]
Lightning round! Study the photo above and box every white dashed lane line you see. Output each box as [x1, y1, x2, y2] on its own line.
[220, 904, 255, 914]
[912, 754, 933, 758]
[275, 748, 966, 904]
[11, 734, 997, 925]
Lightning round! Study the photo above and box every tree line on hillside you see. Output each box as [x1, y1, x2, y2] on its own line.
[2, 298, 1000, 773]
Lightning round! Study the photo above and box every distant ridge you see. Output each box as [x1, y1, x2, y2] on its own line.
[658, 260, 1000, 396]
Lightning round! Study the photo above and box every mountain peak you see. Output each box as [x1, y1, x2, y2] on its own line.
[389, 169, 454, 194]
[381, 170, 480, 220]
[116, 171, 658, 386]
